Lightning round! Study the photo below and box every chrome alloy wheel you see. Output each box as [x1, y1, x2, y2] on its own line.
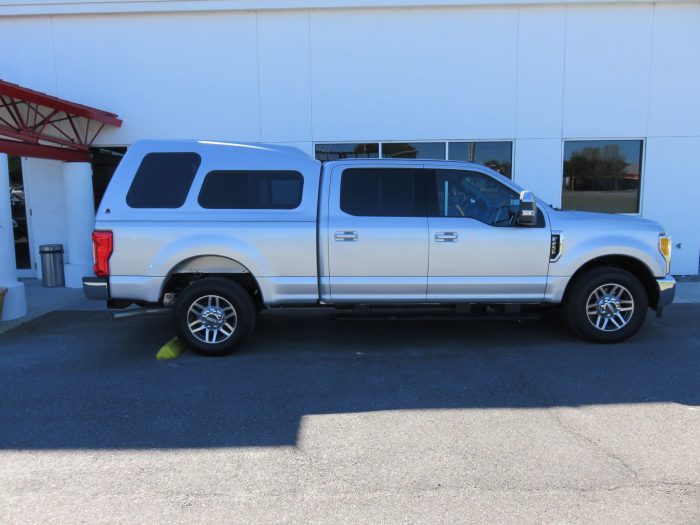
[586, 283, 634, 332]
[186, 295, 238, 344]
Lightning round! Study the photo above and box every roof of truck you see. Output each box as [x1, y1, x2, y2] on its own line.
[133, 139, 314, 159]
[123, 139, 321, 171]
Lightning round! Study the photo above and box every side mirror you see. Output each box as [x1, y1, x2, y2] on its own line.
[517, 190, 537, 226]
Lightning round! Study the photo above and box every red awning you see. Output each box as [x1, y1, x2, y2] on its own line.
[0, 79, 122, 162]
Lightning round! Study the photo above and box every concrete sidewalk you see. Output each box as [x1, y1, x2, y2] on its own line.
[1, 278, 699, 335]
[0, 279, 107, 334]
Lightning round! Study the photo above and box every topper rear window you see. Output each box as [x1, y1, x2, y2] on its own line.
[126, 152, 201, 208]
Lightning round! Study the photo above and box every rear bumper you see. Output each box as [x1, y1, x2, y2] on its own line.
[83, 276, 110, 300]
[655, 275, 676, 313]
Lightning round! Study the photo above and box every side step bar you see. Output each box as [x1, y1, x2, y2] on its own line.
[112, 307, 171, 320]
[333, 304, 541, 322]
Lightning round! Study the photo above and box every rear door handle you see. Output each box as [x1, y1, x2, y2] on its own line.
[335, 231, 358, 241]
[435, 232, 458, 242]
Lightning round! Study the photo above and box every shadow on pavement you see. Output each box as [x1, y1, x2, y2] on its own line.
[0, 304, 698, 449]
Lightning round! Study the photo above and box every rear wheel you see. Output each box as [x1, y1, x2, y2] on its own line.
[564, 267, 648, 343]
[174, 277, 255, 356]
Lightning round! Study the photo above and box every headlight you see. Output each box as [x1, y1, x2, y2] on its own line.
[659, 234, 672, 274]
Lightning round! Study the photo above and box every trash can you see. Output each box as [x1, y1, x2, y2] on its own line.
[40, 244, 65, 288]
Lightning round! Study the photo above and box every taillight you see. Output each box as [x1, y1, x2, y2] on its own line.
[92, 230, 113, 277]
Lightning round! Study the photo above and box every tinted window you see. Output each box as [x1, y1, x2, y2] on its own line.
[315, 143, 379, 162]
[562, 140, 642, 213]
[340, 168, 425, 217]
[448, 141, 513, 179]
[126, 152, 201, 208]
[198, 170, 303, 209]
[382, 142, 446, 160]
[431, 169, 520, 226]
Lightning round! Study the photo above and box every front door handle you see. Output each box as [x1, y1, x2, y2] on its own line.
[435, 232, 458, 242]
[335, 231, 358, 242]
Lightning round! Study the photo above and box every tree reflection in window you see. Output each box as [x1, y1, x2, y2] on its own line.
[382, 142, 446, 160]
[315, 143, 378, 162]
[562, 140, 642, 214]
[448, 141, 512, 179]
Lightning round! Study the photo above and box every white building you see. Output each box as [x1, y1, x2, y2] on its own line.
[1, 0, 699, 320]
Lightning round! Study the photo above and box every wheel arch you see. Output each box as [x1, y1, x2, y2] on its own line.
[563, 255, 659, 308]
[160, 255, 265, 307]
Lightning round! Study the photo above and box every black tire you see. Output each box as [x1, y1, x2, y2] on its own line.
[174, 277, 255, 356]
[564, 267, 648, 343]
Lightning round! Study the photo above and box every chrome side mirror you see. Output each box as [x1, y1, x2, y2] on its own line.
[517, 190, 537, 226]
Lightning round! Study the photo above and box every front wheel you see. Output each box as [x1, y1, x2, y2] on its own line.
[174, 277, 255, 356]
[564, 267, 648, 343]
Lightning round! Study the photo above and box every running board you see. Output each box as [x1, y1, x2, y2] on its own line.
[112, 307, 171, 320]
[332, 305, 541, 322]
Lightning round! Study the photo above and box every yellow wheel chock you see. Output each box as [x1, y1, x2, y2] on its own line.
[156, 337, 186, 360]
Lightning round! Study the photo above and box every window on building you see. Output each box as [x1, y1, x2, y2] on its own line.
[562, 140, 643, 213]
[315, 143, 379, 162]
[313, 140, 513, 174]
[382, 142, 446, 160]
[340, 168, 425, 217]
[8, 155, 31, 269]
[448, 141, 513, 179]
[198, 170, 303, 209]
[126, 152, 201, 208]
[91, 146, 127, 210]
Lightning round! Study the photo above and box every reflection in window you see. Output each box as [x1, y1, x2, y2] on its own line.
[382, 142, 446, 160]
[198, 170, 303, 209]
[448, 141, 513, 179]
[562, 140, 642, 214]
[315, 143, 378, 162]
[340, 168, 424, 217]
[9, 155, 30, 269]
[433, 170, 519, 226]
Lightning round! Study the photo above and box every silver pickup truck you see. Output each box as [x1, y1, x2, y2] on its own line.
[83, 140, 675, 355]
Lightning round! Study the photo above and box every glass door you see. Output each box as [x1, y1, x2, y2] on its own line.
[8, 156, 32, 273]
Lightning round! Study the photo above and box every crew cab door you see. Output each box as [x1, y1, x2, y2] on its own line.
[322, 164, 429, 302]
[425, 167, 551, 301]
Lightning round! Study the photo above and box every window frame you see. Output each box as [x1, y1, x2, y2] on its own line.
[561, 138, 645, 216]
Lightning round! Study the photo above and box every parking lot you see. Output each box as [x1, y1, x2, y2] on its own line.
[0, 301, 698, 523]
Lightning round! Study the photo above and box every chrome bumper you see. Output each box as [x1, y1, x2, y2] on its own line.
[655, 275, 676, 316]
[83, 277, 110, 300]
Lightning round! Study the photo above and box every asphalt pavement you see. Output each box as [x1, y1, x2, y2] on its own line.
[0, 304, 698, 523]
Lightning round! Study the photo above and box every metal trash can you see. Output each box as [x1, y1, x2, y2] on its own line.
[39, 244, 65, 288]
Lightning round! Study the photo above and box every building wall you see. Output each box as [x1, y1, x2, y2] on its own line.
[1, 2, 698, 273]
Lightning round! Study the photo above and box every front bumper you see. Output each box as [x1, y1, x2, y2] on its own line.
[655, 275, 676, 314]
[83, 276, 110, 300]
